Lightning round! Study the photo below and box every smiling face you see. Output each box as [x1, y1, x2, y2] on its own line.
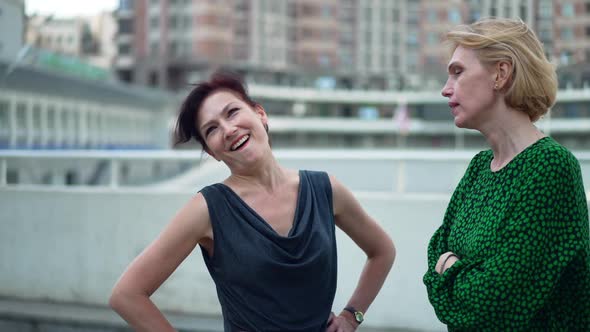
[197, 89, 269, 169]
[441, 46, 498, 129]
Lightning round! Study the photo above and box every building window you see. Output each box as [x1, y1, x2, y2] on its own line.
[119, 44, 131, 55]
[406, 31, 418, 45]
[519, 5, 527, 20]
[426, 56, 439, 65]
[562, 3, 575, 17]
[119, 0, 133, 11]
[586, 26, 590, 37]
[504, 4, 512, 17]
[427, 9, 437, 23]
[392, 55, 399, 68]
[539, 28, 552, 40]
[586, 3, 590, 13]
[271, 1, 282, 13]
[169, 16, 177, 29]
[150, 42, 158, 56]
[169, 41, 178, 56]
[322, 4, 332, 18]
[560, 51, 572, 65]
[469, 9, 481, 23]
[150, 17, 159, 28]
[560, 27, 574, 40]
[302, 4, 314, 16]
[365, 29, 372, 45]
[448, 8, 461, 24]
[318, 54, 331, 67]
[340, 52, 352, 67]
[365, 7, 371, 21]
[119, 19, 133, 34]
[407, 53, 418, 71]
[539, 2, 552, 18]
[427, 32, 438, 45]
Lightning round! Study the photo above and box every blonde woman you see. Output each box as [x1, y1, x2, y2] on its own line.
[424, 18, 590, 330]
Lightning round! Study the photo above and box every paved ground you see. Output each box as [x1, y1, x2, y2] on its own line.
[0, 297, 424, 332]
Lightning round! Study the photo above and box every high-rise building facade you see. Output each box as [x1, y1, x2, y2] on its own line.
[0, 0, 24, 62]
[114, 0, 136, 82]
[554, 1, 590, 66]
[116, 0, 590, 91]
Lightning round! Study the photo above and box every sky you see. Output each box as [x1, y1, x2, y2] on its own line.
[25, 0, 118, 18]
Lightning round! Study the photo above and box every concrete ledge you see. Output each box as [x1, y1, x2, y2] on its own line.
[0, 297, 223, 332]
[0, 298, 425, 332]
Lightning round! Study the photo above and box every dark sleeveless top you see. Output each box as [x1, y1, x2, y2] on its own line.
[199, 170, 337, 332]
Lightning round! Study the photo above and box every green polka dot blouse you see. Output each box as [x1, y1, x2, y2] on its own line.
[424, 137, 590, 331]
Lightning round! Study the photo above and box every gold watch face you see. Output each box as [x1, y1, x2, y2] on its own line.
[354, 311, 364, 323]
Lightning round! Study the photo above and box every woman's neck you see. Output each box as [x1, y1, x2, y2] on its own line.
[226, 155, 291, 194]
[481, 110, 545, 171]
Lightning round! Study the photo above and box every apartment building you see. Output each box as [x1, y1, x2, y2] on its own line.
[0, 0, 24, 62]
[114, 0, 136, 82]
[27, 17, 94, 57]
[115, 0, 590, 91]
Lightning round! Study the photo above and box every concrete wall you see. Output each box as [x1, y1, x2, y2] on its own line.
[0, 188, 449, 331]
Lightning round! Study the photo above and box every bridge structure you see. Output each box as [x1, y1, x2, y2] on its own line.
[2, 60, 590, 151]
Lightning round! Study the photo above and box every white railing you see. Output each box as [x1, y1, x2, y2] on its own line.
[0, 149, 203, 189]
[2, 149, 590, 196]
[250, 84, 590, 104]
[0, 90, 162, 150]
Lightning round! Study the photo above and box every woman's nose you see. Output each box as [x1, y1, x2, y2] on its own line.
[441, 82, 453, 98]
[222, 123, 238, 139]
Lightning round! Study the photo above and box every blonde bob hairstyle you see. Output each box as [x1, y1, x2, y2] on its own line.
[446, 18, 557, 122]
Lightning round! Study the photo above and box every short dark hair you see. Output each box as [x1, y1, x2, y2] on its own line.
[174, 70, 259, 151]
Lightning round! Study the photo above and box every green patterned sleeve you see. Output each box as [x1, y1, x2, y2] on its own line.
[424, 152, 483, 274]
[423, 149, 588, 330]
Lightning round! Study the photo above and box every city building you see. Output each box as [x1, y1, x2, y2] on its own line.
[25, 12, 117, 71]
[27, 17, 94, 58]
[86, 12, 118, 69]
[114, 0, 587, 92]
[0, 0, 24, 62]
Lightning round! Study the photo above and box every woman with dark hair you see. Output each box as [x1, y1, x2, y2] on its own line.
[109, 71, 396, 332]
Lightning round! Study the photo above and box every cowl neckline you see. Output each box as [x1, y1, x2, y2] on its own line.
[215, 170, 305, 239]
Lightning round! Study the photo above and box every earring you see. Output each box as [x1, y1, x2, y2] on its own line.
[494, 83, 499, 90]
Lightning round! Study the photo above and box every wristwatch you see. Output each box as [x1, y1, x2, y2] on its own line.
[343, 306, 364, 324]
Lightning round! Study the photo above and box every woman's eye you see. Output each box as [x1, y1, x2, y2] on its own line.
[453, 68, 462, 75]
[205, 126, 216, 136]
[228, 108, 239, 117]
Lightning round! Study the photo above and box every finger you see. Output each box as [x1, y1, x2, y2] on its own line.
[327, 312, 335, 324]
[326, 322, 337, 332]
[436, 252, 453, 272]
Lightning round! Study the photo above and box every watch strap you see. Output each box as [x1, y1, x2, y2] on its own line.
[343, 306, 364, 324]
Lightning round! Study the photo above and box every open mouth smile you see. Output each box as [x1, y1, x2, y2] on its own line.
[230, 135, 250, 151]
